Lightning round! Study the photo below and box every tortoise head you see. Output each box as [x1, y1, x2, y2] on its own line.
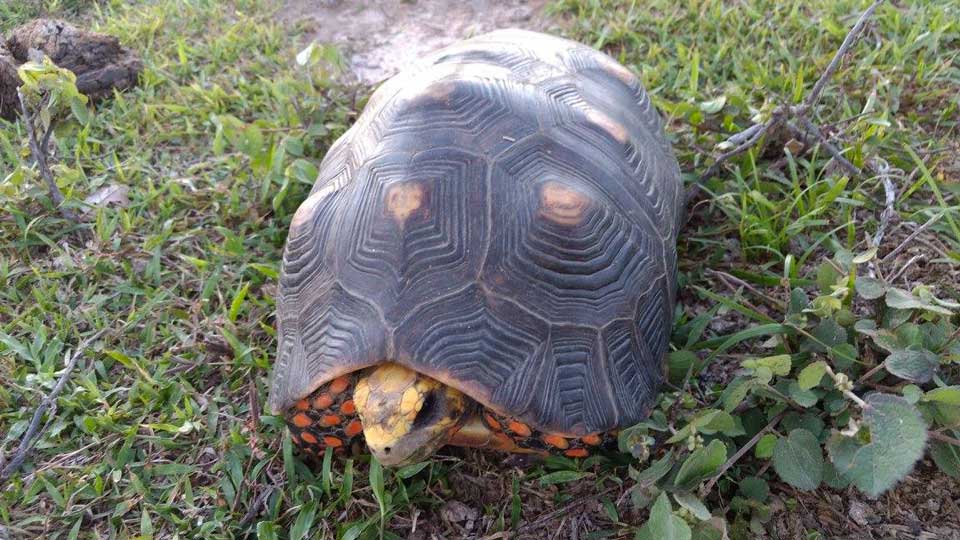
[352, 363, 469, 466]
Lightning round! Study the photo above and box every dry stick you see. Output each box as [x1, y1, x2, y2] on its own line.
[887, 253, 923, 283]
[699, 114, 782, 183]
[879, 212, 944, 264]
[797, 0, 886, 114]
[929, 431, 960, 448]
[700, 411, 785, 497]
[789, 119, 861, 178]
[0, 328, 107, 480]
[698, 0, 885, 185]
[16, 88, 79, 222]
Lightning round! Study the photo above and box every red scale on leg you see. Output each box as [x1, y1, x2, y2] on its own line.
[486, 410, 617, 458]
[284, 373, 366, 458]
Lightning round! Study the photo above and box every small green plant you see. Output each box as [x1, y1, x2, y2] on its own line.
[6, 58, 91, 221]
[619, 244, 959, 535]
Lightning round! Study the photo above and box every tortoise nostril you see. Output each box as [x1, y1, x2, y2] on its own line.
[384, 447, 391, 454]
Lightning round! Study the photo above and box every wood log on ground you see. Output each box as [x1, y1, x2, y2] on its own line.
[0, 19, 142, 121]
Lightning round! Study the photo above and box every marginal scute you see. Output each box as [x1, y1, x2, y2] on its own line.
[269, 29, 682, 435]
[584, 108, 630, 144]
[291, 184, 337, 230]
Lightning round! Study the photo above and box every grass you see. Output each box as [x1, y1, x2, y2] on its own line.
[0, 0, 958, 539]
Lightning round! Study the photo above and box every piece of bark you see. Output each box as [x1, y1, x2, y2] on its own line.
[0, 19, 142, 120]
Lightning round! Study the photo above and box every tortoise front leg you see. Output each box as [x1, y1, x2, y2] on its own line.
[284, 374, 365, 457]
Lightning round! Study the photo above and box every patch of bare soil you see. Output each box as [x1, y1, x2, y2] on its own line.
[280, 0, 560, 84]
[769, 462, 960, 540]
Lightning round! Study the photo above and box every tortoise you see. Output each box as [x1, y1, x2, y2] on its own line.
[268, 29, 682, 466]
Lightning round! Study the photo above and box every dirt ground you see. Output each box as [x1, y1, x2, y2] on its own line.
[280, 0, 557, 84]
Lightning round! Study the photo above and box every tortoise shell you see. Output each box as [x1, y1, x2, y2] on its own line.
[269, 29, 682, 438]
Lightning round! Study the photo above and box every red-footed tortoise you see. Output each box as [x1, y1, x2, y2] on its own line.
[268, 29, 682, 466]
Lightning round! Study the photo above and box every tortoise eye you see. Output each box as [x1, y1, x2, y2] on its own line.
[412, 390, 440, 429]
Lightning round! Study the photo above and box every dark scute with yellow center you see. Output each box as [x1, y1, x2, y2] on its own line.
[270, 28, 682, 463]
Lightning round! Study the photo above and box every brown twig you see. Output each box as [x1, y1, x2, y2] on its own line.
[700, 411, 785, 496]
[788, 119, 861, 177]
[929, 431, 960, 448]
[879, 212, 944, 264]
[698, 0, 885, 185]
[699, 115, 783, 182]
[855, 361, 887, 385]
[798, 0, 885, 115]
[0, 328, 107, 480]
[16, 88, 80, 222]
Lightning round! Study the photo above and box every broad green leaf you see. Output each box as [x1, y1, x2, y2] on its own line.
[755, 433, 777, 459]
[798, 361, 828, 390]
[738, 476, 769, 502]
[855, 277, 887, 300]
[667, 410, 734, 443]
[673, 492, 711, 521]
[699, 411, 738, 435]
[886, 287, 954, 315]
[539, 470, 587, 486]
[923, 386, 960, 405]
[638, 493, 691, 540]
[854, 319, 878, 336]
[781, 412, 825, 439]
[721, 377, 754, 412]
[830, 342, 858, 370]
[634, 451, 674, 486]
[822, 461, 851, 489]
[810, 318, 847, 350]
[668, 349, 703, 385]
[257, 522, 278, 540]
[674, 439, 726, 489]
[772, 428, 822, 491]
[902, 384, 923, 404]
[846, 393, 928, 497]
[885, 349, 939, 383]
[826, 433, 860, 474]
[930, 439, 960, 478]
[788, 382, 819, 408]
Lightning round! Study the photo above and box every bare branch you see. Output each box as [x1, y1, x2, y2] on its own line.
[700, 115, 783, 182]
[799, 0, 886, 114]
[789, 118, 861, 177]
[698, 0, 885, 185]
[700, 411, 785, 496]
[0, 328, 107, 480]
[880, 212, 943, 264]
[16, 88, 79, 222]
[929, 431, 960, 448]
